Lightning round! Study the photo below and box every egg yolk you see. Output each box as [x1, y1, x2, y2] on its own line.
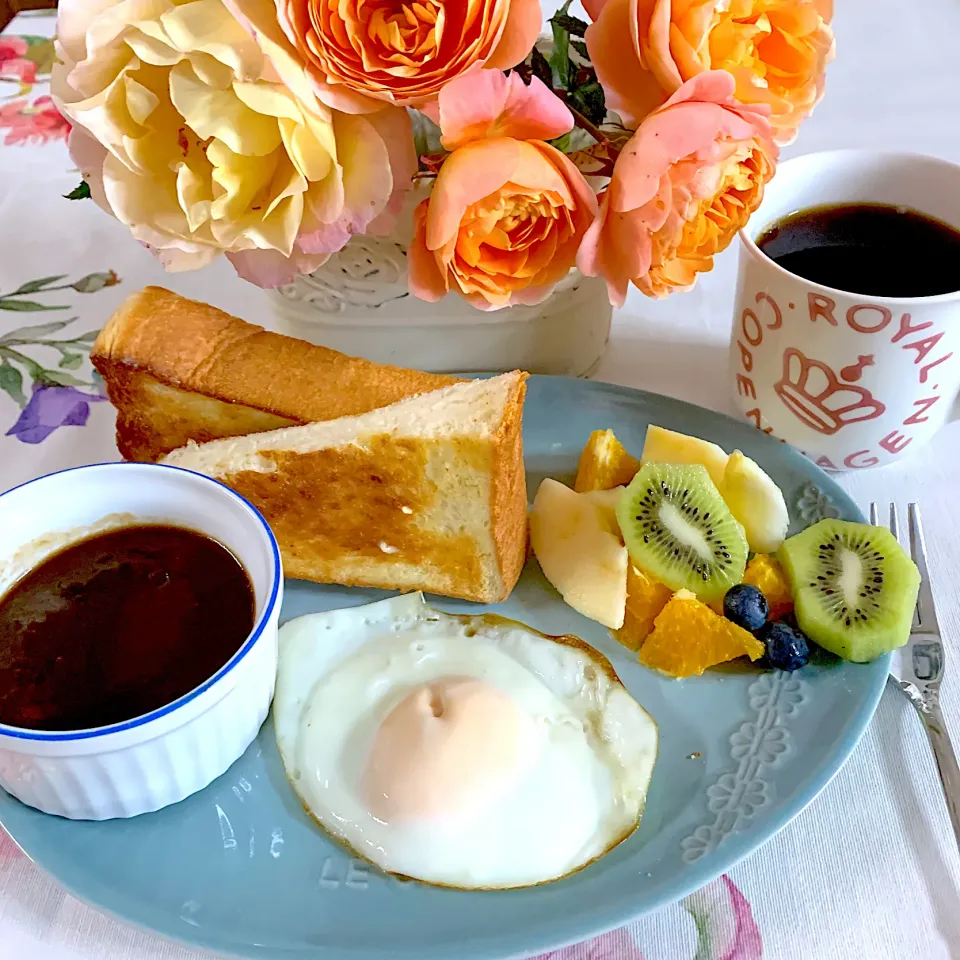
[361, 677, 529, 821]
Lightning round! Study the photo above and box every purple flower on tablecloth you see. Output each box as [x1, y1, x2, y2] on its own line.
[5, 382, 106, 444]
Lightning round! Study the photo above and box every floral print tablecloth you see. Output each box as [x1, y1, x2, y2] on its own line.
[2, 6, 960, 960]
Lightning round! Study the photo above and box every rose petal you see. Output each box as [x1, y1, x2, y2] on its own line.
[425, 137, 522, 249]
[438, 71, 573, 150]
[227, 245, 329, 286]
[65, 126, 114, 214]
[486, 0, 542, 70]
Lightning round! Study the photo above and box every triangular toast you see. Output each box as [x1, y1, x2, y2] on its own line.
[162, 373, 528, 603]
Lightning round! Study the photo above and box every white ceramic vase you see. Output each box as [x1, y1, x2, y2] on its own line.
[264, 190, 612, 376]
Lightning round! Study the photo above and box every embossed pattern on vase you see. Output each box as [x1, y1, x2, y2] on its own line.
[275, 237, 409, 313]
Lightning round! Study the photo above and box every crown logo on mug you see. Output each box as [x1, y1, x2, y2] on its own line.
[774, 348, 887, 436]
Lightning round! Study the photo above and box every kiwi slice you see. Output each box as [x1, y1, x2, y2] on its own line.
[778, 519, 920, 663]
[617, 463, 748, 602]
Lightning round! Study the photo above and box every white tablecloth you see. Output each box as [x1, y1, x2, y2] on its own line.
[1, 2, 959, 958]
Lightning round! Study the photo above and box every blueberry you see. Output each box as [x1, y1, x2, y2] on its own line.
[723, 584, 769, 632]
[759, 620, 810, 672]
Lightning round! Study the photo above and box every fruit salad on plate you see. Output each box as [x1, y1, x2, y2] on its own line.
[530, 426, 921, 677]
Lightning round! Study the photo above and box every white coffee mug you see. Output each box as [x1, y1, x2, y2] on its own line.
[730, 150, 960, 470]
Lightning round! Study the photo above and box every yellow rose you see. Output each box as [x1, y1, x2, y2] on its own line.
[52, 0, 415, 286]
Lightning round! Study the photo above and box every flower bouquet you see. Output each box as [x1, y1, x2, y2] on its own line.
[51, 0, 833, 310]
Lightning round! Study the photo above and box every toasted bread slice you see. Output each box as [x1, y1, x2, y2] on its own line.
[91, 287, 459, 462]
[162, 373, 529, 603]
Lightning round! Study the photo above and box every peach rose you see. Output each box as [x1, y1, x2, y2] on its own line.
[52, 0, 415, 287]
[577, 71, 777, 304]
[242, 0, 542, 111]
[585, 0, 833, 144]
[409, 72, 598, 311]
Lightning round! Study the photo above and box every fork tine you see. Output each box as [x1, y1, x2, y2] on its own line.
[909, 503, 940, 633]
[869, 502, 879, 525]
[889, 503, 902, 547]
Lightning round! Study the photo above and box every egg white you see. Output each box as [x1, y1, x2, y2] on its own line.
[274, 592, 658, 889]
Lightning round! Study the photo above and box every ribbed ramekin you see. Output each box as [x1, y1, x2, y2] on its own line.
[0, 463, 282, 820]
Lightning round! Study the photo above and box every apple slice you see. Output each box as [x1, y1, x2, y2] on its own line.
[529, 479, 628, 629]
[582, 486, 624, 534]
[641, 424, 729, 488]
[722, 450, 789, 553]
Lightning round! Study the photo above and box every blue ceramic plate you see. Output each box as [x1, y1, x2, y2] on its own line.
[0, 377, 887, 959]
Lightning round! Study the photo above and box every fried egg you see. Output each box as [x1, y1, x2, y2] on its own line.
[273, 593, 658, 889]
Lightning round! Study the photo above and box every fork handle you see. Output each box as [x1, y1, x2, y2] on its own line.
[918, 702, 960, 853]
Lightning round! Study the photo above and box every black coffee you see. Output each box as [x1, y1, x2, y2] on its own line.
[756, 203, 960, 298]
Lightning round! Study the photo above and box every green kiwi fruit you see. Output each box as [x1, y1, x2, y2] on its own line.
[777, 519, 920, 663]
[617, 462, 748, 602]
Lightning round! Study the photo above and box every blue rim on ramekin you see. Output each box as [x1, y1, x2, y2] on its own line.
[0, 462, 282, 742]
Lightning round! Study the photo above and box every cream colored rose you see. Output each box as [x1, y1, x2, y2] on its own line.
[52, 0, 414, 286]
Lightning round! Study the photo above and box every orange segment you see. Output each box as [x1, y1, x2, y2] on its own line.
[574, 429, 640, 492]
[639, 589, 765, 678]
[615, 565, 673, 650]
[743, 554, 794, 621]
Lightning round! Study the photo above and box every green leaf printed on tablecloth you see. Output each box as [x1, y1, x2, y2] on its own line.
[0, 270, 120, 443]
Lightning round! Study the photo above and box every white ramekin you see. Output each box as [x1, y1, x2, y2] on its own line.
[0, 463, 282, 820]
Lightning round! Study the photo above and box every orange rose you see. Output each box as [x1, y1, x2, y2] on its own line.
[577, 71, 777, 303]
[585, 0, 833, 143]
[240, 0, 542, 110]
[409, 72, 597, 310]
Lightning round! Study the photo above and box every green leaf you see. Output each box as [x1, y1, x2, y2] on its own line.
[549, 22, 571, 89]
[71, 271, 118, 293]
[410, 109, 444, 161]
[41, 370, 89, 388]
[549, 127, 596, 154]
[0, 299, 68, 312]
[59, 353, 84, 370]
[64, 181, 91, 201]
[0, 319, 74, 342]
[66, 328, 102, 343]
[8, 275, 67, 295]
[550, 12, 589, 37]
[569, 80, 607, 126]
[571, 39, 590, 60]
[22, 37, 55, 75]
[0, 362, 26, 408]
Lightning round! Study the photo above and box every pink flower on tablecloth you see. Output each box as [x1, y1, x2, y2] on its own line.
[0, 36, 37, 84]
[0, 827, 22, 861]
[528, 874, 762, 960]
[535, 927, 647, 960]
[682, 875, 763, 960]
[0, 96, 70, 146]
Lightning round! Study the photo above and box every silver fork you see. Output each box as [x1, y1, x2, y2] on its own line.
[871, 502, 960, 852]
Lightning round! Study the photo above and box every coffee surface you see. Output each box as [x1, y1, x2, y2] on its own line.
[756, 203, 960, 297]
